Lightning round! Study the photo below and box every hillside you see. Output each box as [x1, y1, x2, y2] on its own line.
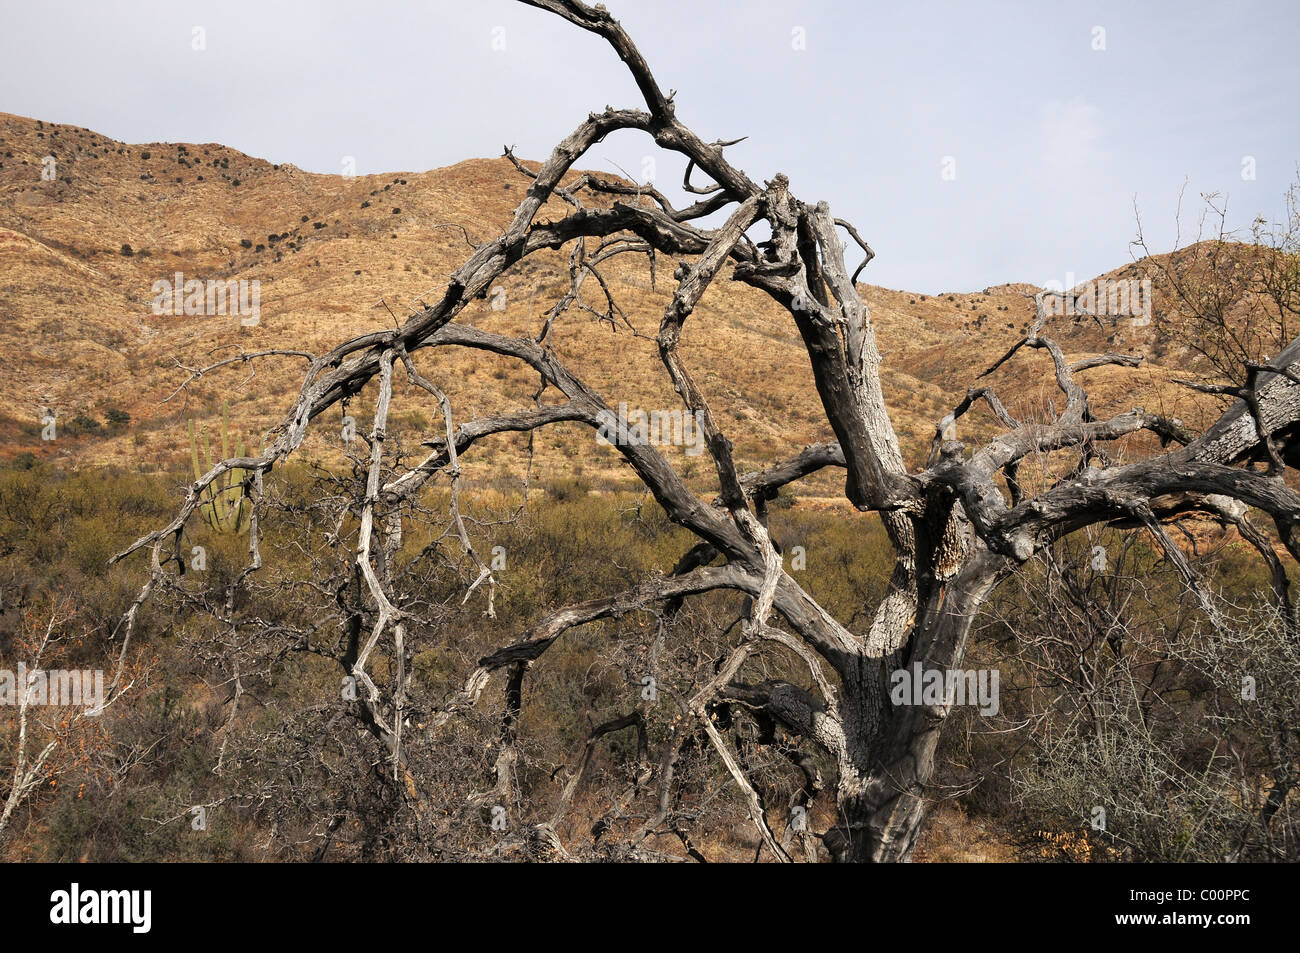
[0, 112, 1226, 496]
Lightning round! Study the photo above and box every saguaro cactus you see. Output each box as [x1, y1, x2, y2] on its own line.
[189, 402, 249, 533]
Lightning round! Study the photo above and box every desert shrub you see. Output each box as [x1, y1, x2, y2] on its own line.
[69, 412, 101, 435]
[3, 458, 1285, 863]
[547, 475, 591, 502]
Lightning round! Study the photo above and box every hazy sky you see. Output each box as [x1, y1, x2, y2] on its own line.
[2, 0, 1297, 293]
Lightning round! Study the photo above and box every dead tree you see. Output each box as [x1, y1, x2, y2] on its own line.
[113, 0, 1300, 861]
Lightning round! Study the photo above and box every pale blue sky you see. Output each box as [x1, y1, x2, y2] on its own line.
[2, 0, 1297, 293]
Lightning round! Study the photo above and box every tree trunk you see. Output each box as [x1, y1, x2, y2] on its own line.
[827, 548, 1005, 862]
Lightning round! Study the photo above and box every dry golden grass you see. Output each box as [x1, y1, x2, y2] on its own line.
[913, 801, 1020, 863]
[0, 111, 1229, 489]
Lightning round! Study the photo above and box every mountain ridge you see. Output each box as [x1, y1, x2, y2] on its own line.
[0, 111, 1224, 492]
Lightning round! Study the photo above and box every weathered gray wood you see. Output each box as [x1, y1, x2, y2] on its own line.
[114, 0, 1300, 862]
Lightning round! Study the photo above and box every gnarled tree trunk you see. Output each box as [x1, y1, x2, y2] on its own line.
[113, 0, 1300, 861]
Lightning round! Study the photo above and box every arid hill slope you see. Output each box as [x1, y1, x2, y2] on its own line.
[0, 112, 1224, 493]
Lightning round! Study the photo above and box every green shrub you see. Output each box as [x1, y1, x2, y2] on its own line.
[70, 412, 101, 435]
